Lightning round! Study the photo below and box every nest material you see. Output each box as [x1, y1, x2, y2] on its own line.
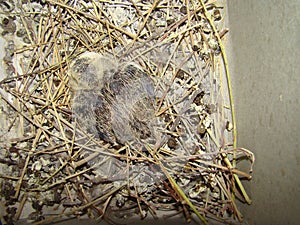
[0, 1, 254, 225]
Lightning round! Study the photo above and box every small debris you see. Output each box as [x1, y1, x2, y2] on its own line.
[226, 121, 234, 131]
[1, 17, 16, 34]
[167, 137, 177, 149]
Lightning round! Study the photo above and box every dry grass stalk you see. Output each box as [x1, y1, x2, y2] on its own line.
[0, 1, 254, 224]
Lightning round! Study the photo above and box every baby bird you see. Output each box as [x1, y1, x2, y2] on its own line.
[69, 52, 157, 146]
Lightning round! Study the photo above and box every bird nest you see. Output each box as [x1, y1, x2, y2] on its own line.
[0, 1, 254, 225]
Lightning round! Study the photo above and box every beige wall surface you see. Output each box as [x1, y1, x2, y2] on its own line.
[227, 1, 300, 225]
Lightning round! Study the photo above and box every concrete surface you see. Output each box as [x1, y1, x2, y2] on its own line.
[227, 1, 300, 225]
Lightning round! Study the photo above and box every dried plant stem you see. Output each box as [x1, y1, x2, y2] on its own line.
[0, 174, 20, 180]
[199, 0, 252, 206]
[134, 0, 160, 41]
[72, 152, 99, 169]
[162, 164, 209, 225]
[41, 160, 69, 185]
[198, 0, 236, 155]
[207, 128, 252, 205]
[134, 185, 146, 219]
[145, 143, 209, 224]
[31, 183, 126, 225]
[47, 0, 137, 40]
[14, 153, 31, 199]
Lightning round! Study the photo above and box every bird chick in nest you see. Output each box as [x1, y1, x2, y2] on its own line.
[69, 52, 157, 147]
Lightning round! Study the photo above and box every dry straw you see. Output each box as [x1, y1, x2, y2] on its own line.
[0, 1, 254, 224]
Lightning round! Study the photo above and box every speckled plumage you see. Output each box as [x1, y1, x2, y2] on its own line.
[69, 52, 156, 145]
